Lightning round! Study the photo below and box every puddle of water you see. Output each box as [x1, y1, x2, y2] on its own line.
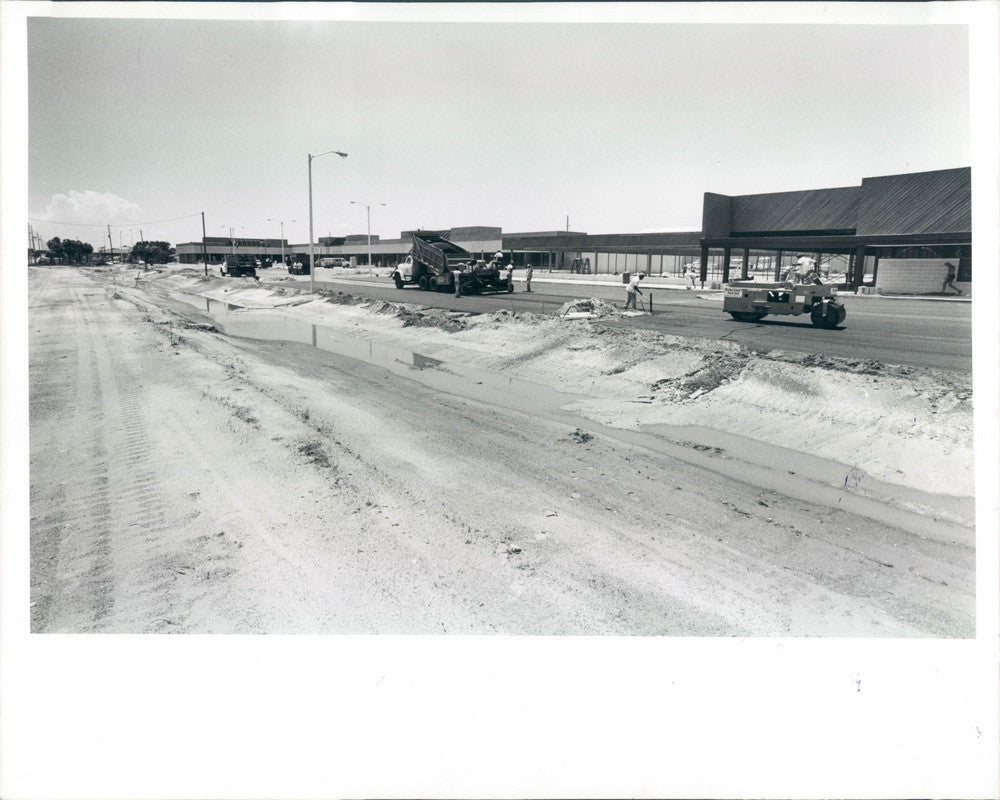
[189, 296, 585, 417]
[181, 291, 973, 543]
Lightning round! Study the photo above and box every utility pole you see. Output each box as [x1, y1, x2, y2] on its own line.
[201, 212, 208, 276]
[108, 224, 115, 264]
[566, 214, 569, 232]
[308, 149, 348, 294]
[268, 219, 293, 268]
[350, 201, 385, 266]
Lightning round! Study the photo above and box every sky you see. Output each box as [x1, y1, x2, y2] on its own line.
[24, 9, 971, 250]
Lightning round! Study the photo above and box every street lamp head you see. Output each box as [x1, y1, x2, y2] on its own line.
[311, 149, 349, 161]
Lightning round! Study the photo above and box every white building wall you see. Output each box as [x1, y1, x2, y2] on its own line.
[876, 259, 968, 295]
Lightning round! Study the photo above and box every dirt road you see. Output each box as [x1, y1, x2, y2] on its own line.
[29, 267, 974, 635]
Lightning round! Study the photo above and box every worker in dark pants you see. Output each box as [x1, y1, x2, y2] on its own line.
[943, 262, 963, 295]
[624, 273, 644, 309]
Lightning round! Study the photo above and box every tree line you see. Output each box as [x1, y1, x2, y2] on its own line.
[43, 237, 175, 265]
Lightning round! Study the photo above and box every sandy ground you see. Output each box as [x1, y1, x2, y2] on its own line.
[28, 266, 975, 635]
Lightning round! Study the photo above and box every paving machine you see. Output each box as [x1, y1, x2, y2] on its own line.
[723, 281, 846, 328]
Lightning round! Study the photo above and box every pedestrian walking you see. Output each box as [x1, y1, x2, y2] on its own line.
[524, 262, 533, 292]
[624, 272, 644, 310]
[684, 264, 696, 290]
[943, 262, 963, 295]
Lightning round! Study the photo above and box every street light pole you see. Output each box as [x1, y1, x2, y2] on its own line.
[308, 149, 348, 293]
[268, 218, 295, 268]
[349, 201, 385, 267]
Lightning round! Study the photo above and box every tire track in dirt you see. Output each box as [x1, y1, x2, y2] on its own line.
[169, 312, 968, 635]
[111, 277, 496, 631]
[32, 285, 115, 630]
[30, 268, 975, 635]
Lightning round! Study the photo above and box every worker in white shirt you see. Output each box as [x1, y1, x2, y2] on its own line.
[625, 273, 645, 310]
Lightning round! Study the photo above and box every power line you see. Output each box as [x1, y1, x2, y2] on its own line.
[28, 212, 202, 228]
[203, 212, 292, 228]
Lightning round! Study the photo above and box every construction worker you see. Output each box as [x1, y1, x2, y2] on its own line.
[625, 272, 644, 310]
[943, 262, 963, 295]
[524, 261, 533, 292]
[684, 264, 696, 289]
[453, 268, 463, 297]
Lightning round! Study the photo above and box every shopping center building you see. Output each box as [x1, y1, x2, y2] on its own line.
[175, 166, 971, 293]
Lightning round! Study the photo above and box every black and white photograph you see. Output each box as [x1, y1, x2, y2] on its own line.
[2, 1, 998, 798]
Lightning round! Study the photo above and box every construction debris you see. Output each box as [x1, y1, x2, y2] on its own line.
[558, 298, 619, 319]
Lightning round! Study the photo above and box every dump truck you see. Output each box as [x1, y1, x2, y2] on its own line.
[723, 280, 846, 328]
[220, 255, 258, 279]
[391, 231, 512, 294]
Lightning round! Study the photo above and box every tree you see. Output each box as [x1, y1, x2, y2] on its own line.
[61, 239, 93, 264]
[131, 240, 175, 265]
[46, 237, 63, 261]
[44, 237, 92, 264]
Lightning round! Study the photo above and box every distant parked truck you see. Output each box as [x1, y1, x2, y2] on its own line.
[318, 257, 350, 268]
[392, 231, 512, 294]
[220, 255, 258, 279]
[723, 280, 846, 328]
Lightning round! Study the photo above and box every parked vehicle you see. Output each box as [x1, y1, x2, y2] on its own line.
[319, 257, 350, 268]
[723, 280, 846, 328]
[220, 255, 258, 279]
[391, 231, 511, 294]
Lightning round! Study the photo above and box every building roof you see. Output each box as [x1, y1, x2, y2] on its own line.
[856, 167, 970, 236]
[503, 230, 700, 253]
[702, 166, 971, 248]
[729, 186, 860, 235]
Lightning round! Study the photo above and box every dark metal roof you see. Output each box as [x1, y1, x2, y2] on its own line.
[856, 167, 971, 236]
[449, 226, 502, 238]
[202, 236, 286, 246]
[709, 167, 971, 240]
[503, 231, 701, 253]
[506, 230, 588, 238]
[728, 186, 861, 234]
[583, 232, 702, 248]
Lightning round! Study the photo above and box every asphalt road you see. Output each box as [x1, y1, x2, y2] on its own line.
[271, 273, 973, 372]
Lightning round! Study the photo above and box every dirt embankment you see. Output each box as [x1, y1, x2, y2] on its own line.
[28, 267, 975, 636]
[161, 269, 973, 504]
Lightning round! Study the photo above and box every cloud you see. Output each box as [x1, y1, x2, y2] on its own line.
[40, 191, 142, 226]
